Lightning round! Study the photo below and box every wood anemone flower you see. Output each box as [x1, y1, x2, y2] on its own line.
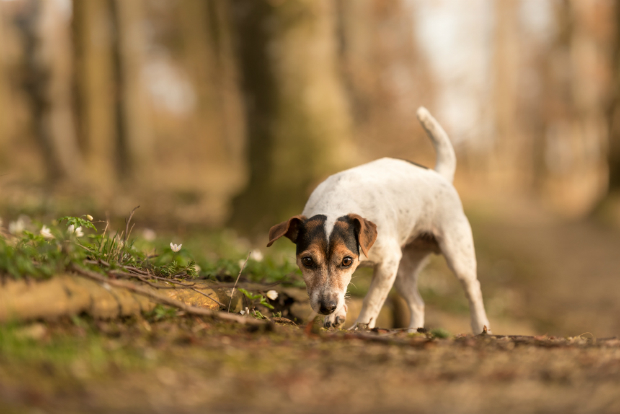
[170, 243, 182, 252]
[68, 224, 84, 237]
[8, 219, 25, 235]
[40, 225, 54, 239]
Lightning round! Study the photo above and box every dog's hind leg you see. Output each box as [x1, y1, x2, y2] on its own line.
[394, 246, 431, 332]
[438, 213, 491, 334]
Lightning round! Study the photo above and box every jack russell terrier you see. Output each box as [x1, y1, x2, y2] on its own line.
[267, 107, 491, 334]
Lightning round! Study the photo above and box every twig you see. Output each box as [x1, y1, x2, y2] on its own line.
[151, 275, 196, 287]
[129, 270, 196, 287]
[107, 267, 198, 288]
[99, 219, 110, 253]
[123, 265, 149, 275]
[76, 243, 96, 253]
[71, 264, 265, 325]
[190, 287, 226, 307]
[123, 206, 140, 243]
[228, 251, 251, 313]
[134, 275, 179, 289]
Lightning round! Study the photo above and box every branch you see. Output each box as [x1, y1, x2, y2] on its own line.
[71, 264, 265, 326]
[228, 251, 250, 312]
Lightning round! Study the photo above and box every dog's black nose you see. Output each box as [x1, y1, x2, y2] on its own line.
[318, 300, 338, 315]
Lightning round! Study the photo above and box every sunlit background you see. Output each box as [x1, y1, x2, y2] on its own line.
[1, 0, 619, 336]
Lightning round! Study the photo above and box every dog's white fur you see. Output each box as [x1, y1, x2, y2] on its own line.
[301, 107, 491, 334]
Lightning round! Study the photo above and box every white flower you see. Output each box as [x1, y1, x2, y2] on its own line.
[240, 310, 246, 315]
[8, 219, 25, 235]
[266, 290, 278, 301]
[142, 228, 156, 241]
[68, 224, 84, 237]
[85, 215, 93, 221]
[250, 250, 264, 262]
[170, 242, 182, 252]
[193, 264, 201, 272]
[40, 226, 54, 239]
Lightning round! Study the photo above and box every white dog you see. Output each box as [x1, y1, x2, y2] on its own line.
[267, 107, 491, 334]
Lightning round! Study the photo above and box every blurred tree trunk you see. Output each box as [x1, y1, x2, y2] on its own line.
[109, 0, 153, 184]
[491, 0, 523, 187]
[178, 0, 228, 170]
[336, 0, 435, 165]
[609, 2, 620, 191]
[227, 0, 353, 233]
[15, 0, 83, 183]
[539, 1, 612, 217]
[72, 0, 116, 189]
[0, 6, 9, 159]
[208, 0, 246, 170]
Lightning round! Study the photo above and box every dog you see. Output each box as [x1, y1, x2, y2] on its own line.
[267, 107, 491, 334]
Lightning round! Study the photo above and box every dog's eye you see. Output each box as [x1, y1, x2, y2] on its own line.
[302, 257, 314, 267]
[342, 257, 353, 267]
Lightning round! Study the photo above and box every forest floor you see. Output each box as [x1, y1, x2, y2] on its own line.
[1, 197, 620, 413]
[1, 317, 619, 414]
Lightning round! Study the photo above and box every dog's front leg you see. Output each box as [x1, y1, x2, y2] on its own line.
[351, 251, 402, 330]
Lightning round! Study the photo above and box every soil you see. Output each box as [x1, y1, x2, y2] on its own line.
[1, 318, 619, 414]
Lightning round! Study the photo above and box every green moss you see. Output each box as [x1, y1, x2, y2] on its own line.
[430, 328, 451, 339]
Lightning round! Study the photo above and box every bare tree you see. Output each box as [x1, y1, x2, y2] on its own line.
[72, 0, 117, 188]
[0, 6, 9, 157]
[336, 0, 435, 165]
[609, 1, 620, 192]
[15, 0, 83, 183]
[539, 0, 613, 216]
[227, 0, 354, 233]
[109, 0, 153, 184]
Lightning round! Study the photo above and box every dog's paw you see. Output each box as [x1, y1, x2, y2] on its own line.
[322, 305, 347, 329]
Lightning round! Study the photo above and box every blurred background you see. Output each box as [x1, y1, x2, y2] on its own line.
[0, 0, 619, 336]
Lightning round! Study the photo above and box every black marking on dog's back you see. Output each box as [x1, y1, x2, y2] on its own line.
[398, 159, 429, 170]
[329, 215, 360, 256]
[295, 215, 327, 255]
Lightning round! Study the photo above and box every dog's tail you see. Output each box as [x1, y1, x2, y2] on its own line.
[416, 107, 456, 183]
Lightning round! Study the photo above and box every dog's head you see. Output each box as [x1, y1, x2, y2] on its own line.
[267, 214, 377, 315]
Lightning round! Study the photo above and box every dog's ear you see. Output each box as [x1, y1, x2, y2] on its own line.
[348, 214, 378, 257]
[267, 215, 306, 247]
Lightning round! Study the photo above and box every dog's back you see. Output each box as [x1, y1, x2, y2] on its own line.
[302, 158, 462, 259]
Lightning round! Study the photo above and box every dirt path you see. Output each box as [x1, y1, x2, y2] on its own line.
[473, 212, 620, 337]
[1, 319, 619, 414]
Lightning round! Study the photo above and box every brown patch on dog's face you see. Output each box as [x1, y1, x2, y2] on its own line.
[295, 215, 362, 315]
[267, 214, 377, 315]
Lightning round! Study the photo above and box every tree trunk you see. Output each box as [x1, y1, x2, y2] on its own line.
[72, 0, 117, 190]
[109, 0, 153, 184]
[0, 5, 9, 159]
[335, 0, 435, 165]
[227, 0, 353, 234]
[539, 0, 613, 217]
[15, 0, 84, 183]
[609, 2, 620, 191]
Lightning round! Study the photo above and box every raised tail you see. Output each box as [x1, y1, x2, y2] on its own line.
[416, 107, 456, 183]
